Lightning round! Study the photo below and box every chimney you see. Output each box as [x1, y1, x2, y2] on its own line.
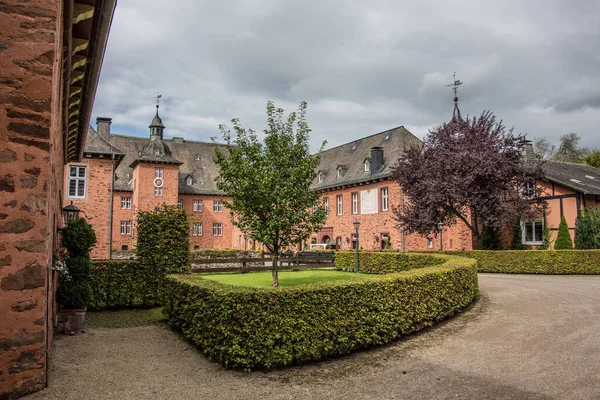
[96, 117, 112, 138]
[370, 147, 384, 174]
[522, 140, 535, 164]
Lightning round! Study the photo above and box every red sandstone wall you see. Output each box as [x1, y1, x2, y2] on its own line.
[0, 0, 63, 397]
[312, 181, 473, 251]
[64, 158, 114, 259]
[132, 163, 179, 211]
[180, 194, 239, 250]
[111, 190, 135, 252]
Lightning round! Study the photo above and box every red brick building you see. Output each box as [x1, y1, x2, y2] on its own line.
[0, 0, 116, 397]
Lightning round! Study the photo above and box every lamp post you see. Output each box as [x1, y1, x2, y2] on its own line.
[353, 219, 360, 273]
[243, 232, 248, 251]
[438, 221, 445, 251]
[62, 201, 80, 225]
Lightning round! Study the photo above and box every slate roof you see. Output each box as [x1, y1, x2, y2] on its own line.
[310, 126, 423, 191]
[83, 125, 230, 194]
[542, 160, 600, 196]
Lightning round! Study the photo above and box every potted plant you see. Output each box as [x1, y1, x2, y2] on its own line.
[56, 218, 96, 335]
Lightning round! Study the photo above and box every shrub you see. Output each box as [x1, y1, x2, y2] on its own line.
[56, 218, 97, 309]
[554, 215, 573, 250]
[88, 260, 165, 310]
[335, 251, 444, 274]
[575, 207, 600, 249]
[164, 254, 478, 370]
[441, 250, 600, 274]
[137, 204, 191, 274]
[511, 223, 524, 250]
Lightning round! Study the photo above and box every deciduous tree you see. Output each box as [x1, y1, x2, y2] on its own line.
[213, 101, 327, 287]
[392, 111, 545, 248]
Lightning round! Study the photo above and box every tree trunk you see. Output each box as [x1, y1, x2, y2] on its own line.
[272, 252, 279, 288]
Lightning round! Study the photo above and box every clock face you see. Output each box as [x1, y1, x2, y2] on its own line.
[154, 177, 164, 188]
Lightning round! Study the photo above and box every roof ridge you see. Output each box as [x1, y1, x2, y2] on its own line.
[109, 132, 226, 146]
[315, 126, 416, 155]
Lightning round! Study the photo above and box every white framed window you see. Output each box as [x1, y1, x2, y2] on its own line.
[336, 168, 342, 179]
[68, 165, 87, 198]
[193, 200, 203, 212]
[213, 200, 223, 212]
[213, 223, 223, 236]
[120, 220, 131, 235]
[195, 154, 201, 161]
[154, 187, 162, 196]
[192, 222, 203, 236]
[155, 168, 163, 178]
[337, 195, 343, 216]
[427, 238, 433, 248]
[120, 196, 131, 209]
[178, 199, 183, 209]
[318, 172, 324, 183]
[352, 192, 359, 214]
[522, 219, 544, 245]
[324, 197, 329, 216]
[186, 176, 193, 186]
[364, 161, 370, 172]
[381, 188, 389, 211]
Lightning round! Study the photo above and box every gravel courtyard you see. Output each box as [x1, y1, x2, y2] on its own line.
[26, 274, 600, 400]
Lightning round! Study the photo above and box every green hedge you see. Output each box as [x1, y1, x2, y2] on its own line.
[335, 251, 445, 274]
[89, 260, 165, 310]
[164, 254, 478, 370]
[440, 250, 600, 274]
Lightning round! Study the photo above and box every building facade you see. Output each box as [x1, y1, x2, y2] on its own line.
[0, 0, 116, 398]
[68, 101, 600, 259]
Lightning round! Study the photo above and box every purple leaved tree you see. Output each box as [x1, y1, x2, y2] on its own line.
[392, 111, 545, 248]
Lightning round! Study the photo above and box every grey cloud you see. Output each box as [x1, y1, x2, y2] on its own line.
[92, 0, 600, 152]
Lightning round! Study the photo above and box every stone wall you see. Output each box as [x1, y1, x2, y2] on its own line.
[312, 181, 473, 251]
[0, 0, 63, 397]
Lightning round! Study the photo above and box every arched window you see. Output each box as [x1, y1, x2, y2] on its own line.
[186, 176, 193, 186]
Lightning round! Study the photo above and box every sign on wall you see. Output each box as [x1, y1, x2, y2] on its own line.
[360, 189, 378, 214]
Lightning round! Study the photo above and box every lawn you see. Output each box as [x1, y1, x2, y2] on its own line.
[200, 269, 364, 288]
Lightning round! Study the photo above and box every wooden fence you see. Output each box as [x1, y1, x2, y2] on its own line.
[191, 252, 335, 273]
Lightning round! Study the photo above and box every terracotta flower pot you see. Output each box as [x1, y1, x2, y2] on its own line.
[59, 307, 87, 335]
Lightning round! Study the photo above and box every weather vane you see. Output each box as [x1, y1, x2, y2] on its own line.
[446, 72, 463, 97]
[155, 93, 162, 108]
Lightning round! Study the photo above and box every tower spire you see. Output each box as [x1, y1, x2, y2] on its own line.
[446, 72, 463, 122]
[149, 93, 165, 140]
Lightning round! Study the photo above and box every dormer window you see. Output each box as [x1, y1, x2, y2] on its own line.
[195, 154, 201, 161]
[318, 172, 324, 183]
[186, 176, 193, 186]
[364, 160, 370, 172]
[336, 168, 343, 179]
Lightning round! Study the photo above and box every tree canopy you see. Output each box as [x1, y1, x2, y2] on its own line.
[213, 101, 327, 287]
[392, 111, 545, 247]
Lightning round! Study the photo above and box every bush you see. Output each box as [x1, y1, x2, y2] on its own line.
[56, 218, 96, 309]
[575, 207, 600, 249]
[441, 250, 600, 274]
[137, 205, 191, 274]
[164, 254, 478, 370]
[335, 251, 444, 274]
[554, 215, 573, 250]
[88, 260, 166, 310]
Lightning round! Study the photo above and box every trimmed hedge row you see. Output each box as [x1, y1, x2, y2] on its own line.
[164, 254, 478, 370]
[335, 251, 444, 273]
[89, 260, 165, 310]
[440, 250, 600, 274]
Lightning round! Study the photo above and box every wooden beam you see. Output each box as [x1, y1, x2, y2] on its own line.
[73, 3, 95, 24]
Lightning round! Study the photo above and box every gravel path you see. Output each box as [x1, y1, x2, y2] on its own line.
[26, 274, 600, 400]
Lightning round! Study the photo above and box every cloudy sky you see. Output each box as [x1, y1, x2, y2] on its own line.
[92, 0, 599, 151]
